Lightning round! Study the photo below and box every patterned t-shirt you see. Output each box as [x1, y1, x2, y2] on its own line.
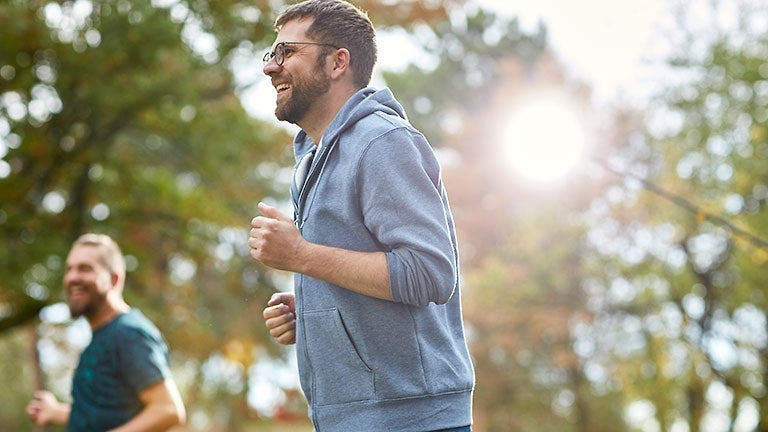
[67, 309, 171, 432]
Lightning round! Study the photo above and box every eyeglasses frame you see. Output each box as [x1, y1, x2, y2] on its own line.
[262, 41, 341, 66]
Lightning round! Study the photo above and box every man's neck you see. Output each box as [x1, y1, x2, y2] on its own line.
[299, 86, 358, 145]
[87, 301, 130, 331]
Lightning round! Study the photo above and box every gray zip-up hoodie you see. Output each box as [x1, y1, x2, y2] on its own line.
[293, 87, 475, 432]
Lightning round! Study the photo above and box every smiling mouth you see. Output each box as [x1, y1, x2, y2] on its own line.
[69, 292, 86, 302]
[276, 83, 290, 94]
[67, 284, 87, 297]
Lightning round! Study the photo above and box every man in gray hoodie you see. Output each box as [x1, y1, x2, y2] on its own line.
[249, 1, 475, 430]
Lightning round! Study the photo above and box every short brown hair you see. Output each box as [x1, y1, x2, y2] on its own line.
[275, 0, 377, 89]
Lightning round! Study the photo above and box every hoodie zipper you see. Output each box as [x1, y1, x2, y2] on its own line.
[295, 143, 334, 230]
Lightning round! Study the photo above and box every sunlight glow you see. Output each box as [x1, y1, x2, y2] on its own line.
[502, 96, 587, 183]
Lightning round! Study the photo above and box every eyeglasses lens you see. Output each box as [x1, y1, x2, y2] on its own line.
[264, 43, 286, 65]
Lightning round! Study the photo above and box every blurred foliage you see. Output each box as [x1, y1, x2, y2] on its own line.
[382, 7, 548, 144]
[0, 327, 39, 432]
[581, 0, 768, 430]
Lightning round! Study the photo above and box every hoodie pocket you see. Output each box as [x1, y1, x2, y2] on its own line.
[303, 308, 374, 406]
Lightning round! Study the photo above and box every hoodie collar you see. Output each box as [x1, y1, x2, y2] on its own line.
[293, 87, 406, 159]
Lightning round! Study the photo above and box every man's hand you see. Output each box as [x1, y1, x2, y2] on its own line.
[263, 292, 297, 345]
[26, 390, 70, 426]
[249, 202, 304, 272]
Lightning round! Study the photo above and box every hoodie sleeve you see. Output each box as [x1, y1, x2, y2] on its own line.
[356, 125, 459, 307]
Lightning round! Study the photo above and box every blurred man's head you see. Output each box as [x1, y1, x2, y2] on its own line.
[64, 234, 125, 319]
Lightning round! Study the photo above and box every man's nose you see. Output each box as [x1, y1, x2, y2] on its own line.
[263, 57, 281, 75]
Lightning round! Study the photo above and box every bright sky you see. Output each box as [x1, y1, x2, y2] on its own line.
[460, 0, 673, 182]
[473, 0, 672, 103]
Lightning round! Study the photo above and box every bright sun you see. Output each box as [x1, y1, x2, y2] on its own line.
[502, 95, 587, 183]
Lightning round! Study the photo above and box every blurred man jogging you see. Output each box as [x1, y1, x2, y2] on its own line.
[26, 233, 186, 432]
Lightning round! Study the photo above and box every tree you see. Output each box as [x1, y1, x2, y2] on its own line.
[584, 0, 768, 430]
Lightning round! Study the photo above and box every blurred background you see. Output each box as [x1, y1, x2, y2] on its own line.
[2, 0, 768, 430]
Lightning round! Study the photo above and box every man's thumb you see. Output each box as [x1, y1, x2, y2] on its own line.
[258, 202, 290, 222]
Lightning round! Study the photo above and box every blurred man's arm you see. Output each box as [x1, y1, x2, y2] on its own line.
[109, 379, 186, 432]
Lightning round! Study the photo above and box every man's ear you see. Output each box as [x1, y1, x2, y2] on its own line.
[330, 48, 351, 79]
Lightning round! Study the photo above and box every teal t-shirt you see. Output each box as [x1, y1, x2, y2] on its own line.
[67, 309, 171, 432]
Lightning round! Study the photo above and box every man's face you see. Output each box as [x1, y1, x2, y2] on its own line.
[264, 19, 332, 124]
[63, 245, 113, 319]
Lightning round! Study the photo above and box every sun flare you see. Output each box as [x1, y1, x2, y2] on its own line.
[502, 96, 587, 183]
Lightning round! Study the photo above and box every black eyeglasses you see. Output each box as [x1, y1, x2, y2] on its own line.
[262, 41, 340, 66]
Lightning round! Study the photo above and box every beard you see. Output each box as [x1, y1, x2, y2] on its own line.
[275, 59, 331, 124]
[67, 285, 107, 319]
